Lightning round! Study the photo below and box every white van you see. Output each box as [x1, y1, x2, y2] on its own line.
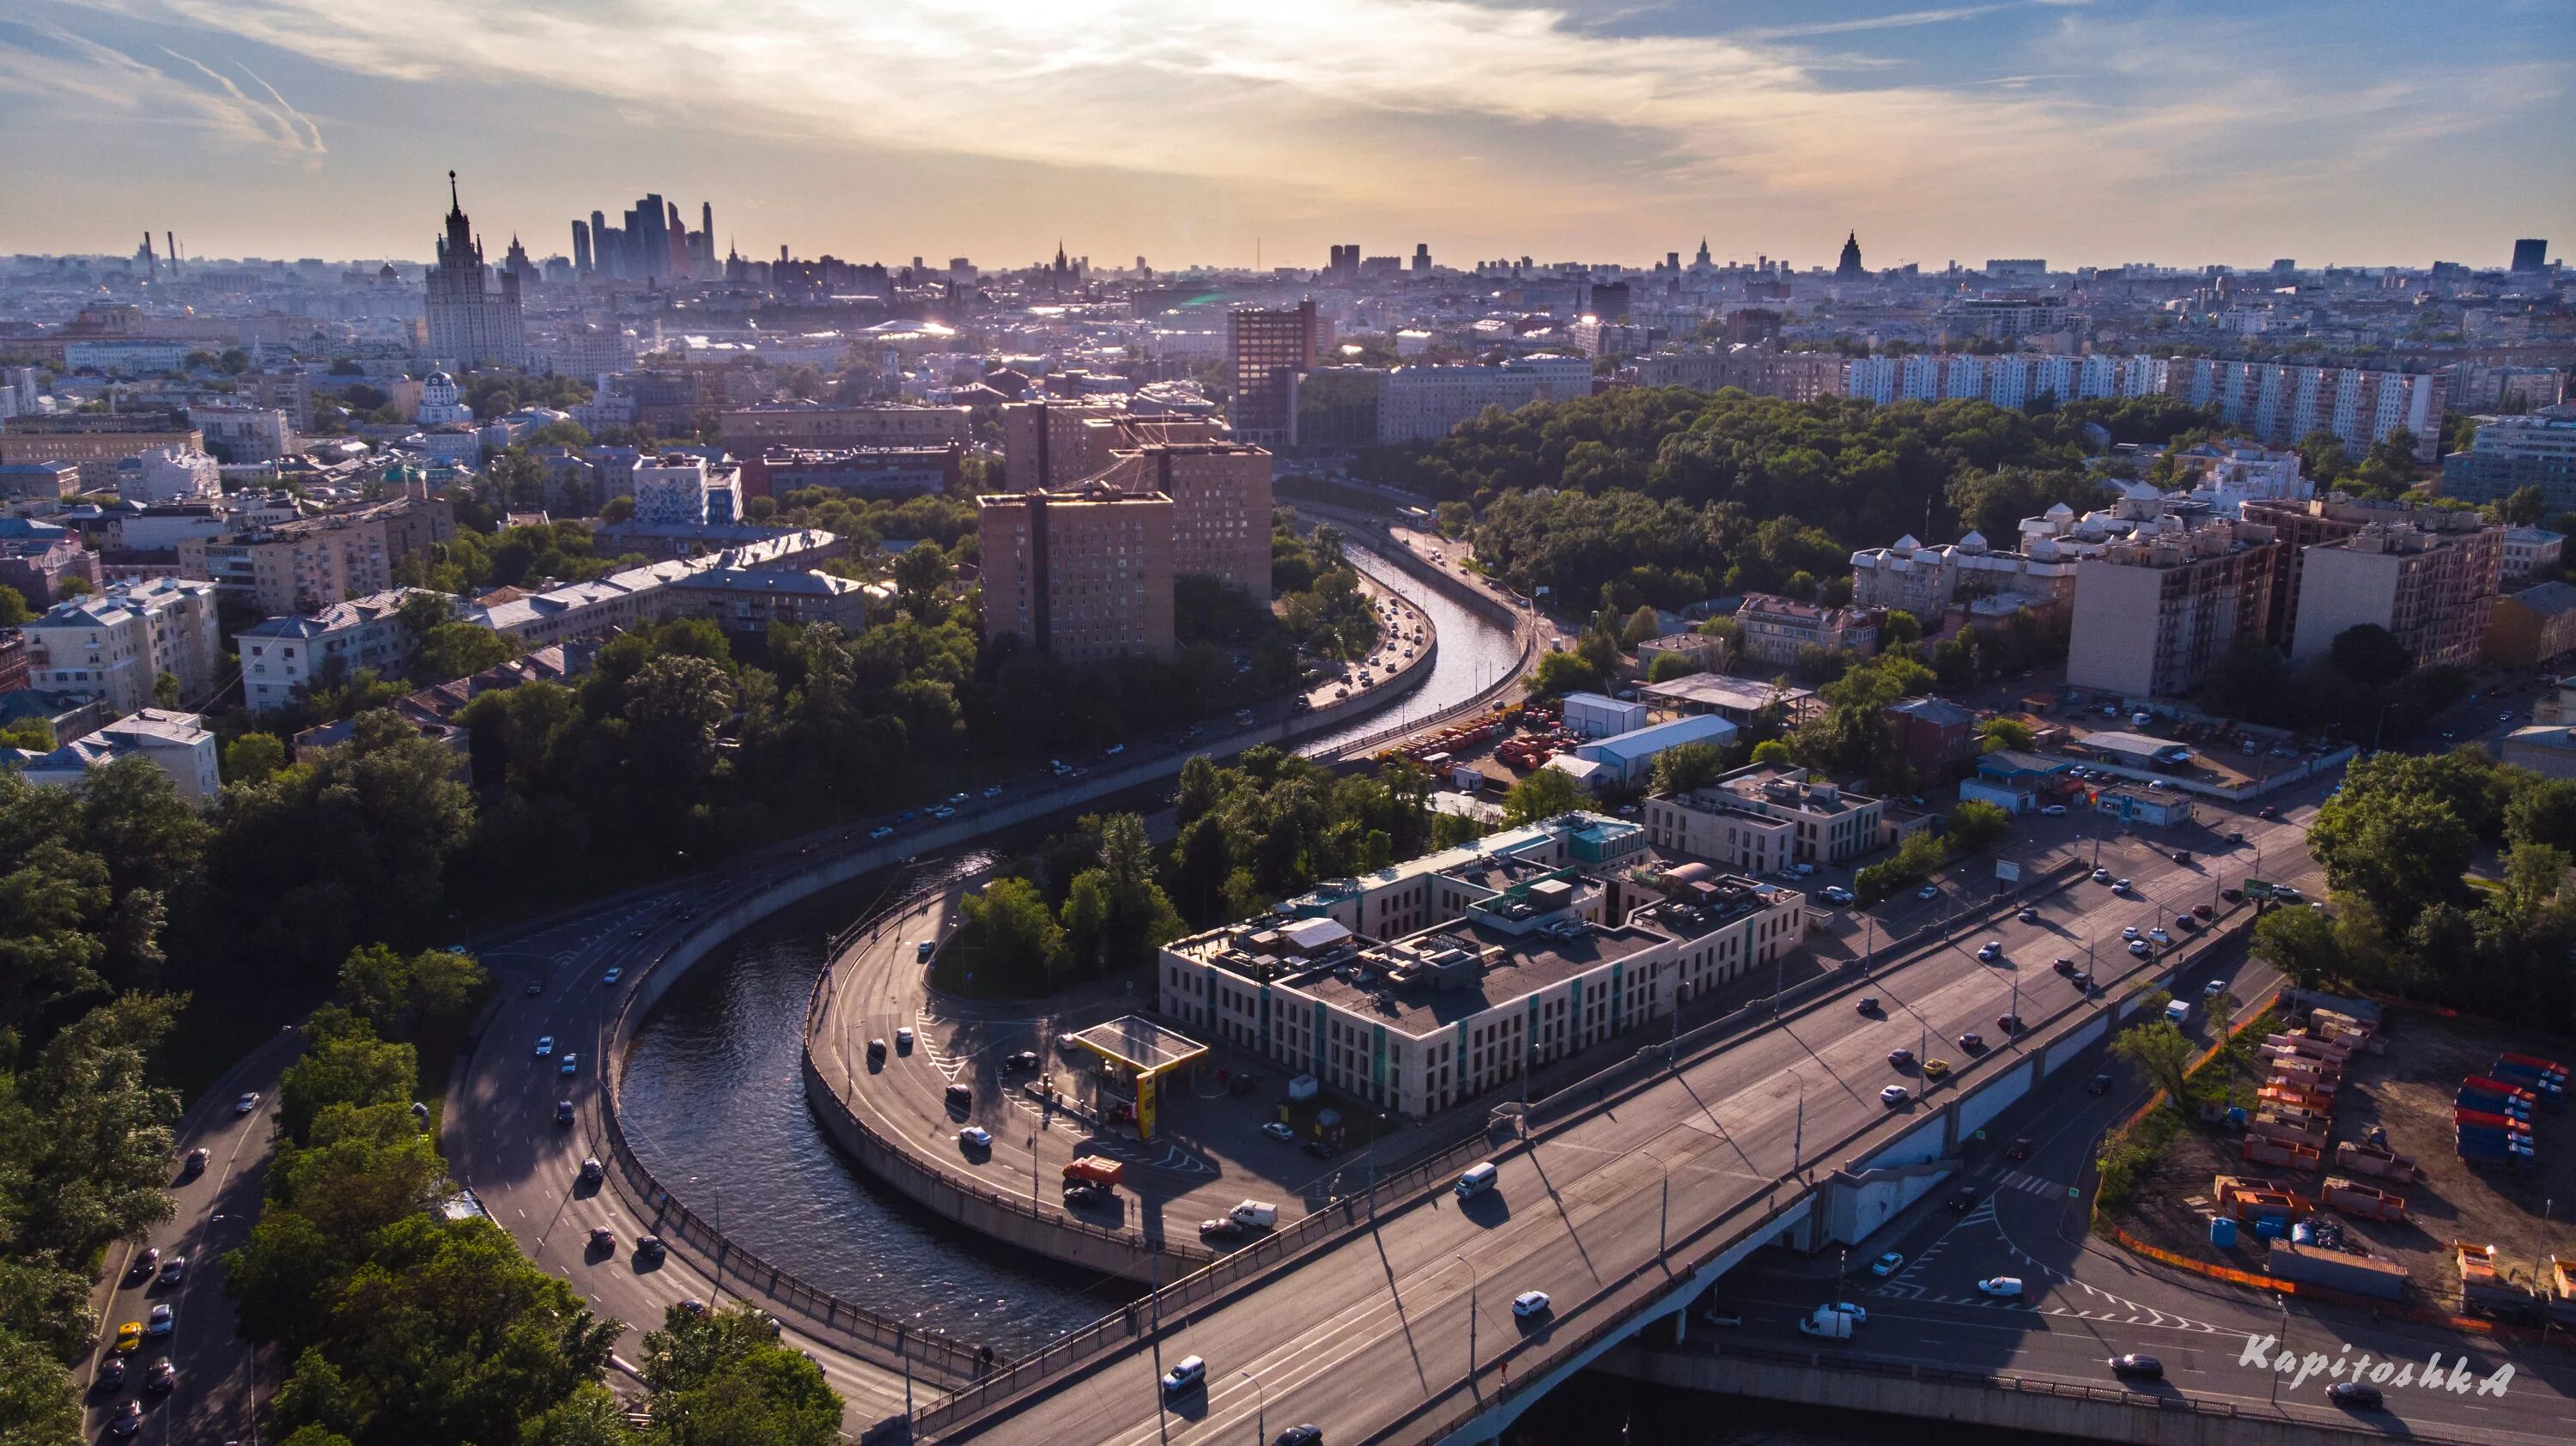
[1229, 1200, 1278, 1228]
[2163, 999, 2190, 1025]
[1455, 1161, 1499, 1199]
[1160, 1355, 1206, 1395]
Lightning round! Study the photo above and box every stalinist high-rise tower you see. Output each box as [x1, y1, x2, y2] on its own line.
[423, 171, 528, 370]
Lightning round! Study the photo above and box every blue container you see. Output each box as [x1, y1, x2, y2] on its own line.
[2209, 1216, 2239, 1248]
[2227, 1107, 2248, 1127]
[2254, 1217, 2284, 1240]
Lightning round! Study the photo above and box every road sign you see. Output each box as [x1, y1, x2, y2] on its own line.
[1995, 860, 2021, 884]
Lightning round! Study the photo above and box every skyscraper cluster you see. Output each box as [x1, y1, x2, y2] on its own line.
[572, 195, 720, 283]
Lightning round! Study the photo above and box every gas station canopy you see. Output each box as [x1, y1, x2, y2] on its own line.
[1070, 1015, 1209, 1078]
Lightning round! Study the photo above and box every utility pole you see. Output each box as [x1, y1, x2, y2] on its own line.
[1660, 1176, 1668, 1255]
[1456, 1253, 1480, 1383]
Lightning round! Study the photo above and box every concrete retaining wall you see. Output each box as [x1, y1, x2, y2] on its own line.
[1593, 1344, 2423, 1446]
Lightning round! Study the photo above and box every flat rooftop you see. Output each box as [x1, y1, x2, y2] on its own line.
[1070, 1014, 1208, 1075]
[1639, 672, 1816, 714]
[1285, 916, 1672, 1036]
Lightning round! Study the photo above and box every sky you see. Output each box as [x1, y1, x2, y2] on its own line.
[2, 0, 2570, 271]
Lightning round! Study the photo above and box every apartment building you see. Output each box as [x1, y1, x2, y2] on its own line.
[121, 447, 221, 505]
[1643, 763, 1889, 869]
[2441, 409, 2576, 513]
[2164, 359, 2445, 462]
[2503, 526, 2566, 586]
[741, 446, 960, 500]
[2488, 582, 2576, 669]
[1844, 353, 2163, 409]
[630, 453, 744, 526]
[0, 536, 101, 609]
[1091, 442, 1274, 599]
[1227, 301, 1323, 447]
[2065, 517, 2278, 700]
[1373, 356, 1592, 445]
[999, 399, 1127, 488]
[12, 708, 220, 803]
[465, 530, 841, 648]
[21, 577, 221, 715]
[1632, 346, 1846, 403]
[0, 410, 200, 470]
[976, 487, 1176, 662]
[189, 406, 296, 465]
[1850, 519, 2087, 617]
[1735, 592, 1879, 666]
[177, 495, 458, 617]
[717, 404, 971, 452]
[659, 567, 869, 639]
[2289, 520, 2501, 670]
[234, 588, 428, 714]
[2241, 495, 2502, 653]
[1157, 814, 1801, 1117]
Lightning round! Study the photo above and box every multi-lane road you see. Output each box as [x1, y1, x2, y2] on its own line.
[947, 805, 2326, 1445]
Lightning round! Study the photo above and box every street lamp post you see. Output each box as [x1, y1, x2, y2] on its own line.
[1240, 1370, 1267, 1444]
[1456, 1253, 1480, 1382]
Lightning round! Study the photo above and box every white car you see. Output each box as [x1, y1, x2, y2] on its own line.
[2148, 928, 2172, 945]
[1820, 885, 1854, 905]
[895, 1026, 915, 1050]
[2121, 926, 2141, 941]
[2113, 878, 2133, 893]
[869, 825, 894, 841]
[1976, 941, 2002, 962]
[2092, 867, 2113, 884]
[1880, 1084, 1912, 1107]
[1869, 1251, 1905, 1278]
[1977, 1276, 2025, 1298]
[2039, 805, 2069, 817]
[2128, 939, 2151, 957]
[958, 1126, 993, 1150]
[1511, 1290, 1552, 1318]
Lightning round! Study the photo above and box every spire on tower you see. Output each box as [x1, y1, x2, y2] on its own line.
[448, 169, 461, 217]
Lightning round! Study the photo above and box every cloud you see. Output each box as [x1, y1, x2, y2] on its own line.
[0, 17, 324, 162]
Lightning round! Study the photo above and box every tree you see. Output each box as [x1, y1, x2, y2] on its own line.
[153, 671, 181, 708]
[1643, 650, 1699, 683]
[2306, 786, 2474, 927]
[2111, 1017, 2195, 1110]
[949, 878, 1063, 992]
[1502, 767, 1584, 824]
[2505, 777, 2576, 853]
[1649, 742, 1727, 796]
[0, 1329, 80, 1446]
[1749, 739, 1794, 767]
[0, 584, 31, 626]
[1620, 605, 1662, 648]
[417, 623, 516, 682]
[2252, 904, 2341, 989]
[225, 732, 288, 785]
[639, 1303, 841, 1446]
[2501, 485, 2548, 527]
[1947, 799, 2009, 854]
[1527, 650, 1603, 700]
[2327, 624, 2412, 690]
[331, 944, 487, 1042]
[1979, 718, 2034, 754]
[276, 1025, 417, 1145]
[892, 541, 952, 619]
[54, 574, 92, 600]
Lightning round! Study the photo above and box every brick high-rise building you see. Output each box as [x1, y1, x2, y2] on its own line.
[2289, 520, 2501, 671]
[1227, 301, 1323, 447]
[2241, 495, 2501, 653]
[1093, 442, 1273, 600]
[976, 487, 1176, 662]
[2065, 518, 2279, 701]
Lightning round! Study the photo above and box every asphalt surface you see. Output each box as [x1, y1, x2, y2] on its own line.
[949, 799, 2328, 1446]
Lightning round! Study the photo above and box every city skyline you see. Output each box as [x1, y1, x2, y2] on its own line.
[2, 0, 2569, 269]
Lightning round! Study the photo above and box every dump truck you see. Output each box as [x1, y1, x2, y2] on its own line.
[2455, 1242, 2545, 1320]
[1062, 1158, 1126, 1188]
[2243, 1135, 2324, 1170]
[2333, 1141, 2425, 1183]
[2322, 1176, 2409, 1223]
[2257, 1082, 2334, 1112]
[2215, 1176, 2312, 1224]
[2268, 1240, 2409, 1301]
[2269, 1056, 2342, 1086]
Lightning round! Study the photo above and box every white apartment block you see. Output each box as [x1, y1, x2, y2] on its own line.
[21, 577, 221, 715]
[1157, 813, 1802, 1117]
[1643, 764, 1888, 869]
[235, 588, 430, 714]
[465, 529, 840, 649]
[1376, 356, 1593, 444]
[120, 446, 222, 505]
[2504, 526, 2566, 586]
[631, 455, 719, 526]
[14, 708, 221, 802]
[2164, 359, 2445, 462]
[1844, 354, 2165, 409]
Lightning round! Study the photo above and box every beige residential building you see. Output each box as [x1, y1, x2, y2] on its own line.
[1735, 592, 1879, 666]
[1092, 442, 1274, 600]
[1643, 763, 1888, 868]
[21, 577, 221, 715]
[179, 495, 458, 616]
[0, 411, 201, 470]
[718, 404, 970, 451]
[976, 487, 1176, 662]
[2242, 495, 2502, 653]
[2289, 520, 2501, 670]
[2066, 519, 2277, 700]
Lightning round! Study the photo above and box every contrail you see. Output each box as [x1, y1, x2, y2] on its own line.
[238, 62, 325, 153]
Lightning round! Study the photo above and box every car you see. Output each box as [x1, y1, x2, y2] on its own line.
[1103, 743, 1126, 756]
[2108, 1352, 2164, 1380]
[1958, 1031, 1985, 1053]
[635, 1234, 666, 1261]
[579, 1155, 605, 1184]
[1886, 1047, 1915, 1069]
[1869, 1251, 1905, 1278]
[1996, 1014, 2024, 1034]
[2069, 970, 2092, 988]
[1977, 1276, 2025, 1298]
[1820, 885, 1854, 905]
[1698, 1309, 1743, 1327]
[2128, 939, 2151, 957]
[1856, 996, 1879, 1014]
[2500, 711, 2514, 724]
[677, 1297, 708, 1315]
[866, 1037, 887, 1063]
[1064, 1182, 1111, 1207]
[2175, 913, 2196, 930]
[535, 1036, 556, 1057]
[2327, 1380, 2385, 1409]
[561, 1052, 580, 1074]
[603, 967, 623, 984]
[1976, 941, 2002, 962]
[2017, 907, 2038, 923]
[2052, 956, 2076, 975]
[143, 1355, 176, 1393]
[869, 825, 895, 841]
[896, 1026, 915, 1052]
[896, 809, 918, 823]
[156, 1256, 185, 1287]
[1004, 1049, 1041, 1072]
[2221, 886, 2245, 903]
[109, 1400, 143, 1437]
[983, 784, 1003, 798]
[146, 1304, 172, 1337]
[958, 1126, 993, 1151]
[182, 1147, 208, 1175]
[114, 1321, 143, 1352]
[588, 1225, 616, 1253]
[556, 1099, 575, 1124]
[1947, 1186, 1977, 1212]
[234, 1091, 260, 1115]
[1511, 1290, 1552, 1319]
[1300, 1138, 1334, 1159]
[524, 980, 544, 997]
[2148, 928, 2172, 945]
[2226, 830, 2245, 844]
[1198, 1218, 1244, 1242]
[1879, 1084, 1912, 1107]
[929, 805, 957, 819]
[2087, 1072, 2114, 1095]
[2039, 804, 2069, 817]
[2257, 805, 2280, 820]
[127, 1248, 160, 1283]
[1262, 1121, 1297, 1143]
[948, 792, 969, 805]
[2121, 926, 2141, 941]
[1160, 1355, 1207, 1395]
[1274, 1426, 1325, 1446]
[1923, 1059, 1951, 1079]
[2202, 978, 2227, 999]
[2113, 878, 2133, 893]
[2007, 1135, 2033, 1160]
[2091, 867, 2112, 884]
[94, 1356, 126, 1391]
[1917, 884, 1940, 900]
